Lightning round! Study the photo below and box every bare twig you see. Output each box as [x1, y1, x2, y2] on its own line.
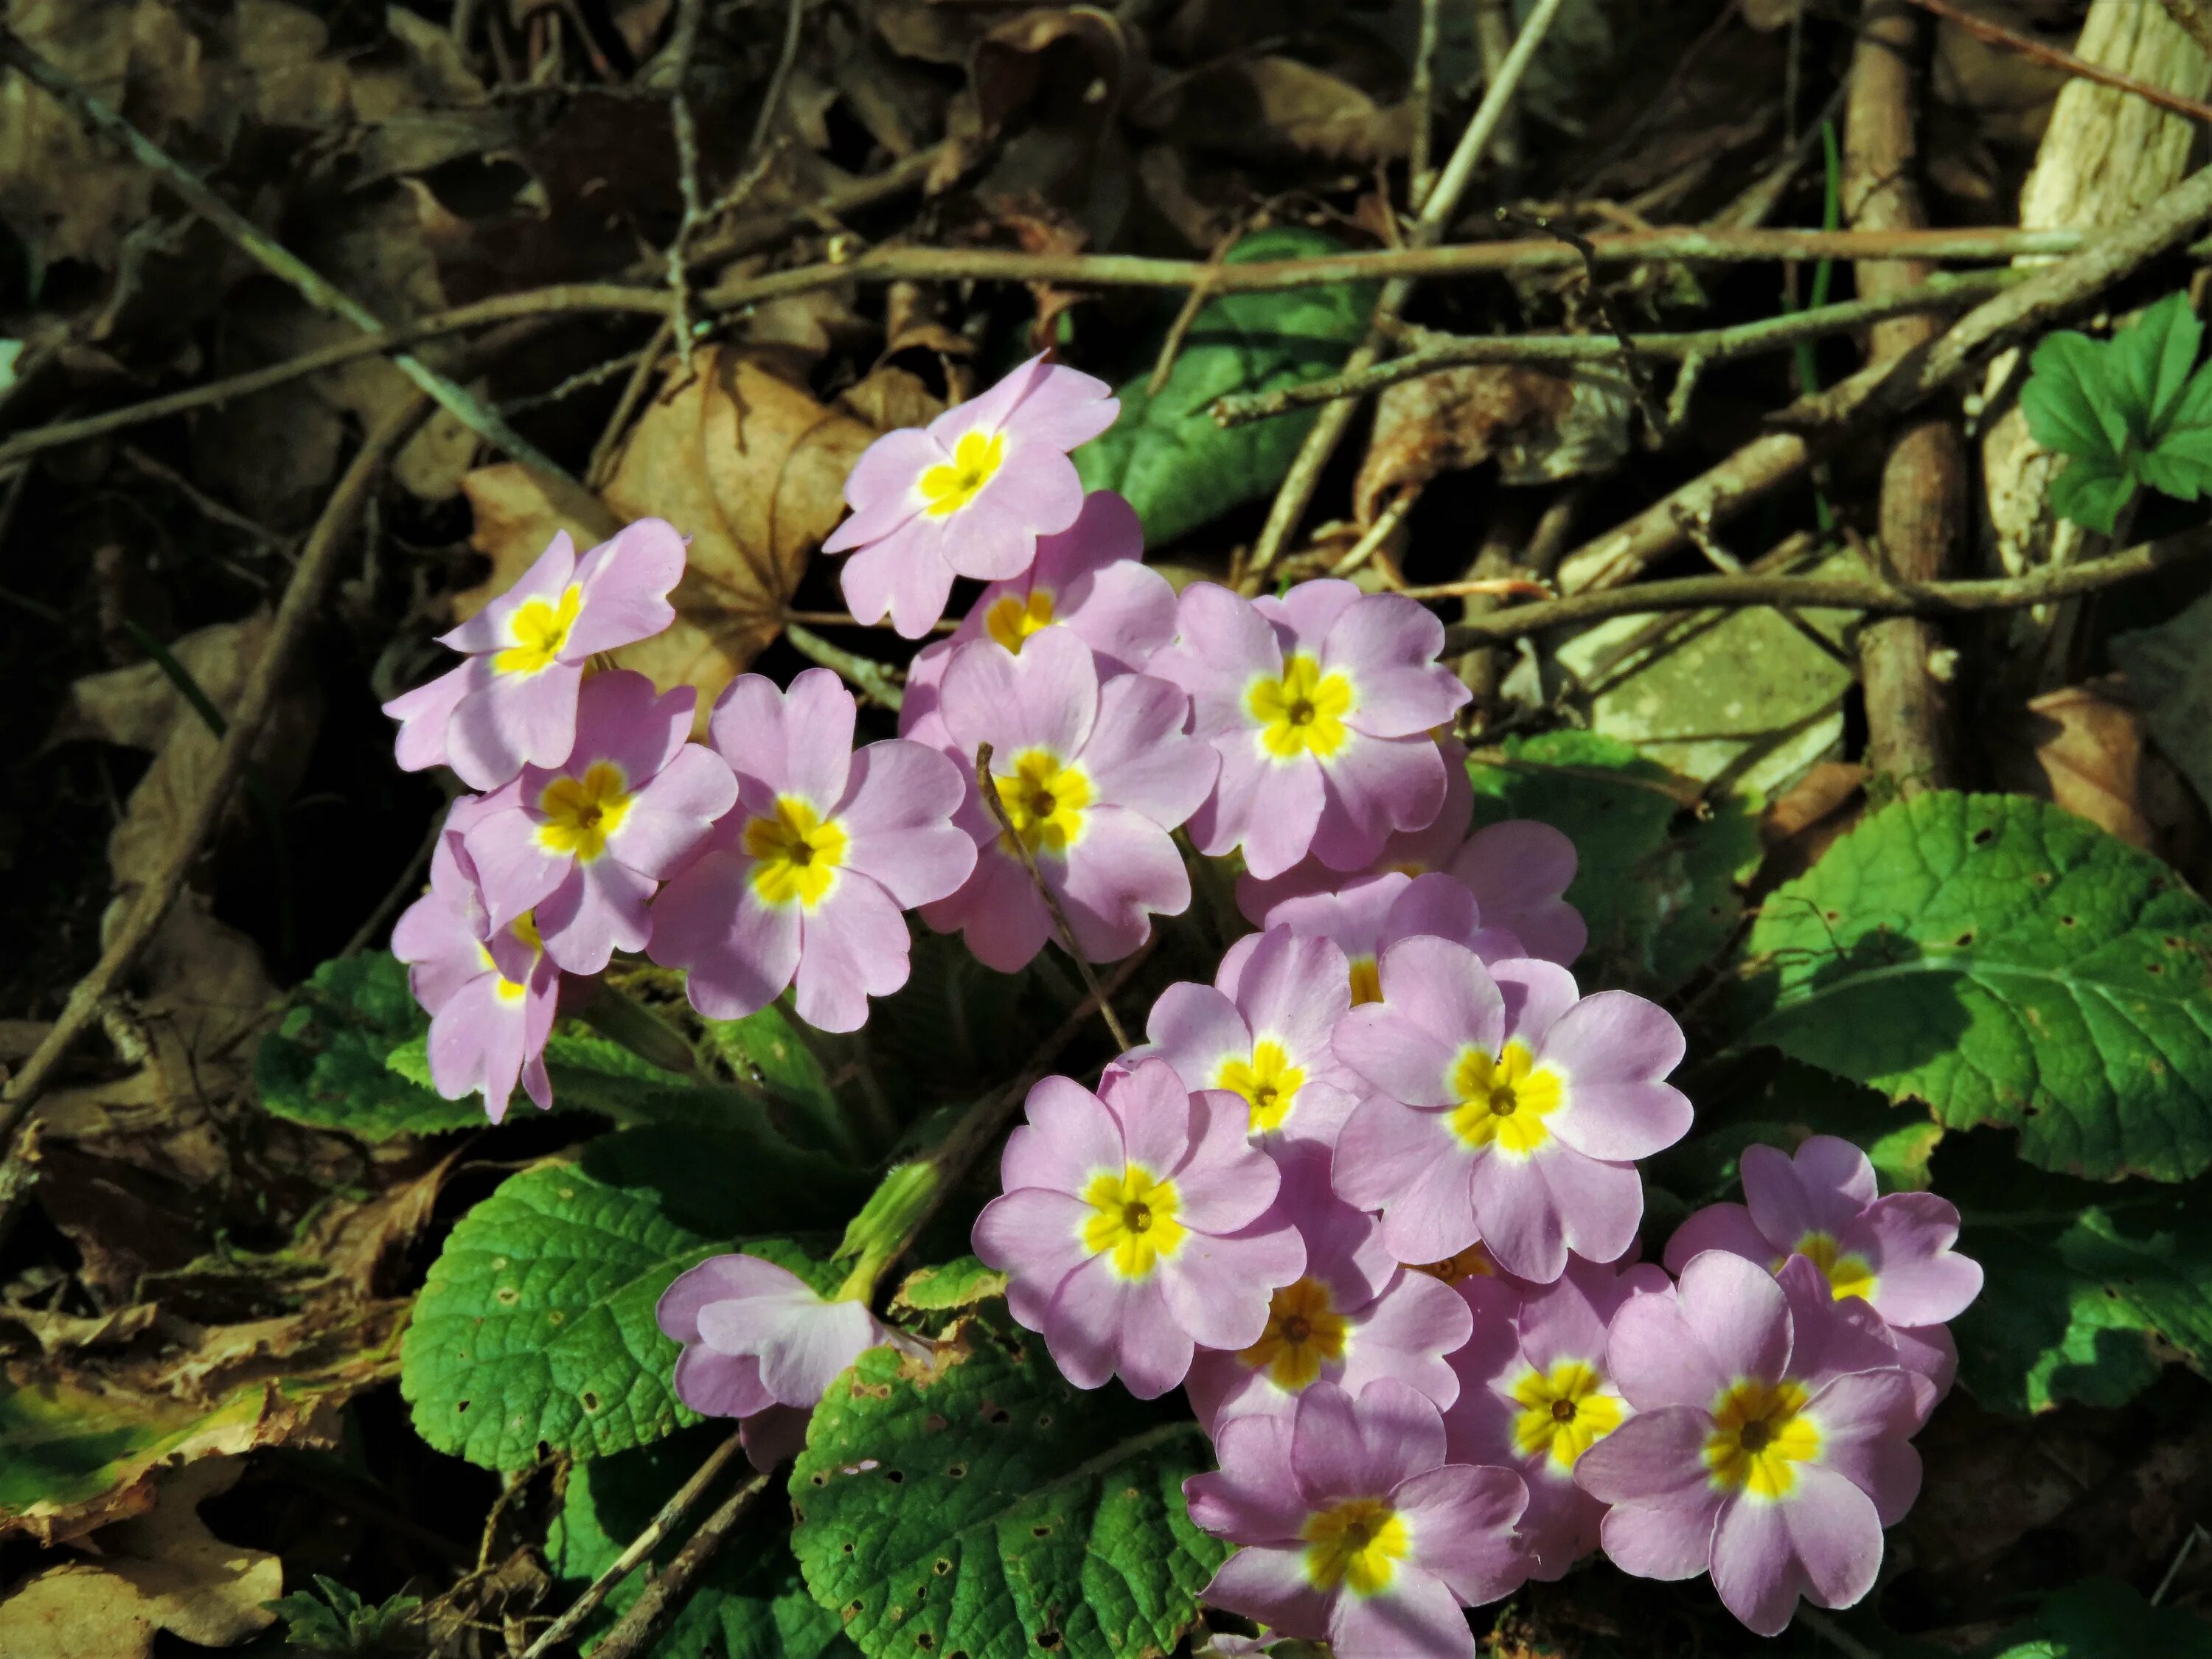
[1495, 206, 1669, 437]
[1147, 228, 1241, 396]
[1441, 524, 2212, 648]
[0, 395, 433, 1171]
[745, 0, 810, 170]
[975, 743, 1131, 1051]
[587, 1471, 773, 1659]
[785, 622, 905, 711]
[1216, 270, 2021, 425]
[1243, 0, 1575, 584]
[1554, 159, 2212, 595]
[1846, 0, 1964, 798]
[1408, 0, 1442, 205]
[522, 1429, 750, 1659]
[586, 319, 675, 491]
[1900, 0, 2212, 126]
[662, 0, 709, 368]
[0, 30, 570, 484]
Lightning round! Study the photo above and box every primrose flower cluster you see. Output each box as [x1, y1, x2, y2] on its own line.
[383, 357, 1983, 1652]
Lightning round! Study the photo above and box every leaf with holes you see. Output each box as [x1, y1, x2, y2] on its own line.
[1074, 226, 1377, 546]
[1464, 731, 1759, 998]
[1736, 792, 2212, 1181]
[400, 1133, 841, 1470]
[791, 1315, 1226, 1659]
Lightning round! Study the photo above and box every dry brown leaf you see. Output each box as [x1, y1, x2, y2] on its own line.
[839, 364, 947, 432]
[0, 1459, 281, 1658]
[1989, 676, 2205, 867]
[1137, 55, 1411, 165]
[1354, 363, 1632, 528]
[458, 350, 877, 731]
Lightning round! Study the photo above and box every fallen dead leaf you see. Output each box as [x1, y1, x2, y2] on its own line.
[839, 364, 947, 432]
[1752, 761, 1865, 897]
[1354, 361, 1632, 529]
[458, 349, 878, 731]
[1135, 54, 1411, 166]
[0, 1458, 281, 1658]
[1989, 676, 2205, 868]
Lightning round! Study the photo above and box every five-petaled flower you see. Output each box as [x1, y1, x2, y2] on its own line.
[824, 355, 1119, 638]
[383, 520, 686, 790]
[647, 669, 975, 1032]
[972, 1059, 1306, 1398]
[460, 670, 736, 975]
[1184, 1379, 1531, 1659]
[1186, 1144, 1472, 1434]
[1331, 937, 1693, 1281]
[1574, 1252, 1923, 1637]
[922, 627, 1216, 970]
[1228, 868, 1527, 1014]
[1152, 580, 1470, 880]
[1445, 1256, 1669, 1579]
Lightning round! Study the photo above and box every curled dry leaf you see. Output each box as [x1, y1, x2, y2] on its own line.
[457, 349, 878, 731]
[0, 1458, 281, 1658]
[1352, 361, 1634, 528]
[1989, 675, 2205, 870]
[1133, 55, 1412, 166]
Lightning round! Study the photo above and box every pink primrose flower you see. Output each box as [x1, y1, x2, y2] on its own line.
[1185, 1379, 1531, 1659]
[1664, 1135, 1982, 1411]
[1237, 745, 1587, 968]
[1330, 938, 1692, 1281]
[392, 793, 560, 1124]
[900, 490, 1176, 750]
[1223, 869, 1526, 1014]
[459, 670, 735, 975]
[384, 521, 686, 790]
[826, 355, 1119, 638]
[1443, 1256, 1670, 1579]
[1187, 1144, 1472, 1434]
[1140, 925, 1360, 1149]
[971, 1058, 1305, 1399]
[658, 1253, 925, 1473]
[1150, 580, 1470, 880]
[1574, 1252, 1924, 1637]
[647, 669, 974, 1033]
[922, 627, 1216, 971]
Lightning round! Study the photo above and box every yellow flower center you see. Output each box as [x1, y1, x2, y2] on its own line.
[984, 588, 1057, 654]
[1346, 956, 1383, 1007]
[1704, 1379, 1820, 1500]
[1787, 1232, 1879, 1303]
[535, 761, 633, 863]
[1215, 1039, 1306, 1135]
[919, 429, 1006, 518]
[489, 912, 542, 1003]
[1445, 1040, 1565, 1158]
[1510, 1360, 1626, 1470]
[1405, 1244, 1497, 1284]
[992, 749, 1091, 857]
[494, 584, 584, 676]
[1248, 654, 1355, 762]
[1238, 1277, 1347, 1391]
[1079, 1164, 1186, 1279]
[1301, 1498, 1410, 1598]
[743, 796, 848, 908]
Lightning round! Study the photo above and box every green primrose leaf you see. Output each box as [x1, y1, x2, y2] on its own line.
[2112, 586, 2212, 813]
[891, 1256, 1009, 1315]
[1075, 226, 1377, 546]
[547, 1425, 855, 1659]
[1464, 732, 1758, 998]
[792, 1315, 1227, 1659]
[1736, 793, 2212, 1183]
[255, 953, 489, 1138]
[401, 1133, 847, 1470]
[1969, 1576, 2212, 1658]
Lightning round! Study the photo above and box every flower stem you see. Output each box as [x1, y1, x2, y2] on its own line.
[576, 980, 700, 1077]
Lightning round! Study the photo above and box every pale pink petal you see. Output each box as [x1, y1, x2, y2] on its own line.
[1293, 1378, 1448, 1503]
[1002, 1074, 1126, 1192]
[1603, 1281, 1737, 1413]
[1309, 732, 1444, 871]
[793, 877, 911, 1032]
[439, 532, 576, 653]
[385, 658, 479, 773]
[650, 853, 802, 1020]
[837, 524, 957, 638]
[1573, 1406, 1716, 1509]
[1200, 1547, 1329, 1641]
[1447, 819, 1585, 967]
[1850, 1195, 1983, 1326]
[613, 745, 738, 879]
[1338, 1272, 1472, 1408]
[942, 626, 1099, 764]
[1743, 1140, 1865, 1247]
[1144, 983, 1253, 1096]
[1329, 1571, 1477, 1659]
[447, 662, 585, 790]
[672, 1346, 774, 1419]
[828, 428, 943, 548]
[1393, 1464, 1531, 1604]
[1237, 930, 1351, 1061]
[1063, 557, 1175, 673]
[537, 857, 654, 975]
[837, 741, 975, 907]
[1806, 1370, 1921, 1524]
[462, 802, 570, 934]
[1470, 1152, 1568, 1283]
[1188, 1412, 1309, 1540]
[739, 1405, 810, 1472]
[973, 1187, 1095, 1332]
[1332, 1096, 1454, 1211]
[1259, 577, 1361, 643]
[1079, 672, 1214, 829]
[1332, 1006, 1461, 1110]
[568, 519, 684, 655]
[1597, 1500, 1718, 1580]
[1663, 1202, 1772, 1276]
[1161, 1220, 1305, 1351]
[1004, 359, 1118, 449]
[1374, 936, 1508, 1081]
[925, 849, 1052, 973]
[1711, 1471, 1878, 1636]
[1153, 583, 1284, 740]
[1055, 804, 1191, 961]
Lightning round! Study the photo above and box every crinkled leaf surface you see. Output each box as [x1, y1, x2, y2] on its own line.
[1074, 226, 1375, 546]
[1739, 793, 2212, 1181]
[255, 953, 484, 1138]
[401, 1131, 845, 1470]
[548, 1425, 854, 1659]
[891, 1257, 1008, 1315]
[792, 1316, 1226, 1659]
[1464, 731, 1757, 997]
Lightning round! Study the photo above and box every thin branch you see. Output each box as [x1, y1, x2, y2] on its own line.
[0, 30, 572, 484]
[745, 0, 809, 167]
[1408, 0, 1441, 205]
[1899, 0, 2212, 128]
[522, 1429, 749, 1659]
[1441, 524, 2212, 648]
[974, 743, 1131, 1051]
[1243, 0, 1576, 583]
[0, 394, 433, 1163]
[785, 622, 905, 710]
[1147, 227, 1240, 396]
[662, 0, 709, 368]
[1214, 268, 2023, 425]
[587, 1471, 773, 1659]
[1495, 206, 1669, 436]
